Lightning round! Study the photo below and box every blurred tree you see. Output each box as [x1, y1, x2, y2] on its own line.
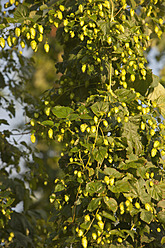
[0, 0, 63, 247]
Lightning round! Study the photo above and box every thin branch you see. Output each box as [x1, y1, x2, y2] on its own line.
[110, 0, 114, 21]
[114, 6, 125, 18]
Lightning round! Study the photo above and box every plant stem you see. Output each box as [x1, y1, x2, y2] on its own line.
[110, 0, 114, 21]
[84, 209, 99, 236]
[108, 61, 117, 98]
[109, 61, 112, 90]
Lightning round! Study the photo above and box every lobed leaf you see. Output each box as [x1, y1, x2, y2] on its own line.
[87, 197, 102, 212]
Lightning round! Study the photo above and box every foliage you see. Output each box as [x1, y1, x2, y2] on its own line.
[38, 88, 165, 247]
[0, 0, 165, 247]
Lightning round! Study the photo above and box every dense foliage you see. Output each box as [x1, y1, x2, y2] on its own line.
[0, 0, 165, 247]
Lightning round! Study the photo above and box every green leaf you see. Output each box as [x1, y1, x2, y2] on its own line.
[80, 221, 91, 230]
[150, 74, 160, 88]
[131, 178, 151, 204]
[122, 115, 142, 155]
[103, 197, 118, 212]
[98, 20, 111, 38]
[114, 137, 126, 150]
[87, 197, 102, 212]
[95, 147, 107, 164]
[123, 230, 135, 242]
[89, 15, 97, 22]
[90, 101, 109, 116]
[114, 178, 131, 193]
[143, 224, 150, 234]
[158, 200, 165, 209]
[41, 120, 54, 126]
[0, 24, 6, 29]
[128, 70, 152, 96]
[161, 236, 165, 245]
[125, 154, 138, 162]
[110, 242, 133, 248]
[140, 209, 153, 224]
[130, 0, 136, 8]
[109, 229, 123, 236]
[102, 211, 116, 222]
[109, 245, 117, 248]
[88, 168, 95, 177]
[104, 168, 122, 179]
[54, 183, 65, 193]
[115, 89, 136, 103]
[148, 83, 165, 118]
[146, 181, 162, 201]
[40, 4, 48, 10]
[148, 82, 165, 100]
[14, 4, 29, 20]
[119, 158, 146, 170]
[86, 181, 105, 194]
[107, 136, 114, 144]
[68, 113, 80, 121]
[52, 106, 74, 118]
[141, 233, 155, 244]
[157, 211, 165, 225]
[156, 95, 165, 119]
[159, 182, 165, 199]
[130, 207, 140, 217]
[80, 113, 92, 119]
[70, 147, 79, 153]
[29, 11, 42, 22]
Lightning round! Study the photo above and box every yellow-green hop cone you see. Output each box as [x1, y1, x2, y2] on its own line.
[48, 129, 53, 139]
[82, 236, 87, 248]
[31, 134, 36, 143]
[44, 42, 50, 53]
[30, 40, 37, 50]
[0, 37, 5, 48]
[151, 148, 157, 157]
[15, 27, 21, 37]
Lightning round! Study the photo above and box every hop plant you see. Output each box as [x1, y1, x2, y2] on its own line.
[35, 88, 165, 247]
[1, 0, 165, 247]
